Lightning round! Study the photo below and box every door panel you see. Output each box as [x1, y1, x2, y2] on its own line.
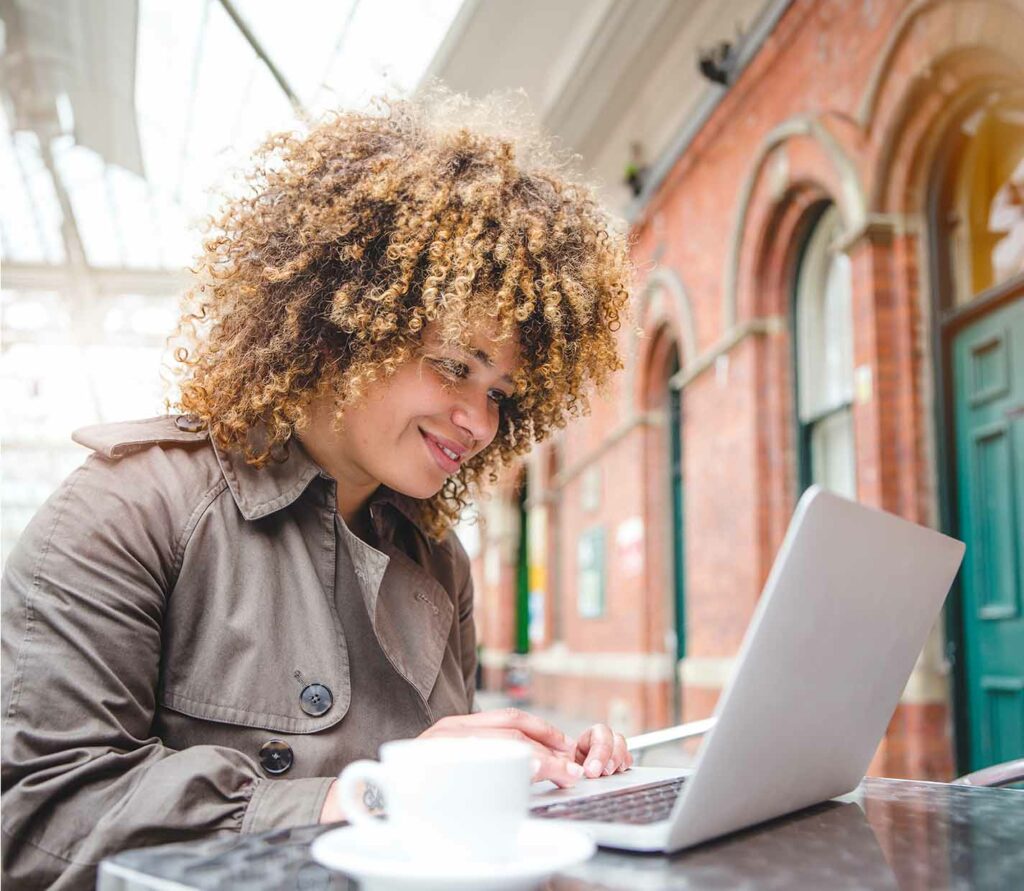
[971, 421, 1019, 617]
[981, 678, 1024, 765]
[953, 296, 1024, 770]
[670, 384, 686, 723]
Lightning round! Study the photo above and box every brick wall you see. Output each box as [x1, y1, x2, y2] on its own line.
[470, 0, 1024, 780]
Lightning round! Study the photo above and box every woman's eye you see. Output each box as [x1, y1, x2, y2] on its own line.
[429, 357, 508, 406]
[431, 358, 468, 379]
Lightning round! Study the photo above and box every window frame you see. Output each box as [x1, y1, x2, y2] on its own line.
[789, 201, 857, 496]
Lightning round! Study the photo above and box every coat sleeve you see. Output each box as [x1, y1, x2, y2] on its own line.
[0, 453, 332, 890]
[448, 533, 479, 714]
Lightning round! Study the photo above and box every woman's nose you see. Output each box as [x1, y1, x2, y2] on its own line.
[451, 390, 496, 446]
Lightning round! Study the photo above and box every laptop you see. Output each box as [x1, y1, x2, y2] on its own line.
[528, 485, 965, 852]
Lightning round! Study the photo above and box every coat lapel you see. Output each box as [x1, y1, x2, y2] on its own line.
[339, 503, 454, 707]
[373, 538, 454, 707]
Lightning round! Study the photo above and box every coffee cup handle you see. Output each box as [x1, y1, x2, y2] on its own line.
[338, 759, 389, 830]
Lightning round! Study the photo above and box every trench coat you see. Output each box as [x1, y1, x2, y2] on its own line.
[1, 415, 478, 889]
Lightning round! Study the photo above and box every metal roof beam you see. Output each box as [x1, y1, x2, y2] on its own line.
[3, 261, 189, 296]
[217, 0, 308, 121]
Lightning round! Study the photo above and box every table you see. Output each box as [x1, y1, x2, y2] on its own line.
[98, 777, 1024, 890]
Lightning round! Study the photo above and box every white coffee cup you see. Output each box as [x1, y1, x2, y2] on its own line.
[337, 737, 534, 863]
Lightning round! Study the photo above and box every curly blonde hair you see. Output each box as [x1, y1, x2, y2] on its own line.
[171, 92, 631, 538]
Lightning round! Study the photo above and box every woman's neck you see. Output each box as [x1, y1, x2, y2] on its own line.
[342, 500, 375, 543]
[294, 409, 379, 536]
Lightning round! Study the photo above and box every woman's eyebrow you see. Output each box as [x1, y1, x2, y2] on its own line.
[462, 346, 514, 387]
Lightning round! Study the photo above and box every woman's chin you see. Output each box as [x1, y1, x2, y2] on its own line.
[386, 474, 448, 500]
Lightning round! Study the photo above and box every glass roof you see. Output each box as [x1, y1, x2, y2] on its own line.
[2, 0, 463, 269]
[0, 0, 463, 562]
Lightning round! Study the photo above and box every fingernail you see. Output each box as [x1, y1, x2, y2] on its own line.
[586, 759, 602, 777]
[530, 757, 541, 776]
[603, 764, 614, 776]
[567, 762, 585, 778]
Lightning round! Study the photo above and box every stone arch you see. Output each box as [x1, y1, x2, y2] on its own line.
[858, 0, 1024, 132]
[859, 0, 1024, 213]
[640, 322, 683, 412]
[747, 182, 836, 320]
[724, 115, 867, 330]
[870, 50, 1024, 215]
[626, 266, 697, 413]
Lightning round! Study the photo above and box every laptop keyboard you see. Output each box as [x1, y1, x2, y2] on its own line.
[530, 776, 687, 825]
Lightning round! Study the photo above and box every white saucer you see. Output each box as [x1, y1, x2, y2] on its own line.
[310, 819, 596, 891]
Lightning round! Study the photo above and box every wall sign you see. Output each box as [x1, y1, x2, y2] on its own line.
[615, 516, 645, 578]
[581, 465, 601, 513]
[577, 526, 606, 619]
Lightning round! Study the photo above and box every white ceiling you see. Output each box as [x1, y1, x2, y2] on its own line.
[0, 0, 464, 271]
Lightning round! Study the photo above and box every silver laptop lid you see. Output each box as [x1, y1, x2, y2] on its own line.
[667, 486, 965, 851]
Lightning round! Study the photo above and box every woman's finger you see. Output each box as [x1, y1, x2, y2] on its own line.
[532, 749, 585, 788]
[423, 724, 533, 746]
[617, 746, 635, 772]
[579, 723, 615, 778]
[607, 732, 630, 775]
[431, 708, 575, 754]
[421, 725, 583, 787]
[574, 725, 593, 762]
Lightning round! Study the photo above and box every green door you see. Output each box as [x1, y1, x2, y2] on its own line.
[669, 385, 686, 662]
[515, 483, 529, 654]
[953, 296, 1024, 770]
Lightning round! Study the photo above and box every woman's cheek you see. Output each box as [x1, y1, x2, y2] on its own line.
[482, 416, 500, 451]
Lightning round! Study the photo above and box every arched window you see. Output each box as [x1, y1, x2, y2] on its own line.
[792, 203, 856, 498]
[939, 100, 1024, 308]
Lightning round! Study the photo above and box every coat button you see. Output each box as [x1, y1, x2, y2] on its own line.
[300, 683, 333, 717]
[175, 414, 205, 433]
[259, 739, 294, 775]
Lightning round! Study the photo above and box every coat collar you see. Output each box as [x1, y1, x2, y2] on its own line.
[211, 435, 433, 548]
[211, 436, 322, 521]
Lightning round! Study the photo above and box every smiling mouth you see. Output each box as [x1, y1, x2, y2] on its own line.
[438, 442, 460, 460]
[420, 429, 464, 472]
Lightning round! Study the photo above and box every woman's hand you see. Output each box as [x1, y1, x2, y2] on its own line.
[319, 711, 634, 820]
[418, 708, 586, 788]
[573, 723, 633, 778]
[319, 781, 346, 824]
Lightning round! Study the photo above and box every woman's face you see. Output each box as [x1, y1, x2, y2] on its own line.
[300, 321, 520, 506]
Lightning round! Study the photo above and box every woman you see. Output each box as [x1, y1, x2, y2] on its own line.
[1, 94, 633, 888]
